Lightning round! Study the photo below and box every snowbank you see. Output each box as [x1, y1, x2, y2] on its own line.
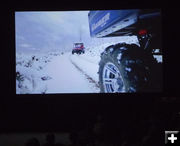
[16, 52, 59, 94]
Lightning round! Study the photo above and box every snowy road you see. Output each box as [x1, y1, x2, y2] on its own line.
[44, 52, 100, 93]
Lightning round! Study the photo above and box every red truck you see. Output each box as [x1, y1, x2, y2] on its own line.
[72, 43, 85, 54]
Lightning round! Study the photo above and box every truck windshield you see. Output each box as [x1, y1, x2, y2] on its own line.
[75, 44, 83, 47]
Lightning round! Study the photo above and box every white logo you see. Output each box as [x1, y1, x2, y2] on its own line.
[91, 12, 110, 32]
[165, 131, 179, 144]
[168, 134, 177, 143]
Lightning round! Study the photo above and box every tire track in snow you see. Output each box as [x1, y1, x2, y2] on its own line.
[70, 57, 100, 89]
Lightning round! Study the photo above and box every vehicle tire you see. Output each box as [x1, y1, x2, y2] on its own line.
[72, 51, 74, 55]
[98, 43, 158, 93]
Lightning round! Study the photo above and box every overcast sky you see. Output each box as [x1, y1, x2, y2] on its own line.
[15, 11, 137, 54]
[15, 11, 95, 53]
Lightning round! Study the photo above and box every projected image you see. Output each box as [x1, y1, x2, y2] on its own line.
[15, 10, 163, 94]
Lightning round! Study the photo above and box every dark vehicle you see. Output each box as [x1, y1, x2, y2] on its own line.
[88, 9, 162, 93]
[72, 43, 85, 54]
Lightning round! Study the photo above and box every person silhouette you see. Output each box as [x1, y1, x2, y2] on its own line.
[43, 134, 56, 146]
[69, 132, 78, 146]
[25, 137, 40, 146]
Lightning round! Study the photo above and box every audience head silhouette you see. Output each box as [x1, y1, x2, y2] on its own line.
[25, 138, 40, 146]
[46, 133, 55, 144]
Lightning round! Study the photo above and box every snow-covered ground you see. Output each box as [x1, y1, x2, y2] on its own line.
[43, 52, 100, 93]
[16, 51, 99, 94]
[16, 50, 101, 94]
[15, 39, 125, 94]
[16, 36, 162, 94]
[16, 52, 56, 94]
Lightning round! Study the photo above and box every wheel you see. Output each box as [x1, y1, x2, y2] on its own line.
[98, 43, 158, 93]
[72, 51, 74, 54]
